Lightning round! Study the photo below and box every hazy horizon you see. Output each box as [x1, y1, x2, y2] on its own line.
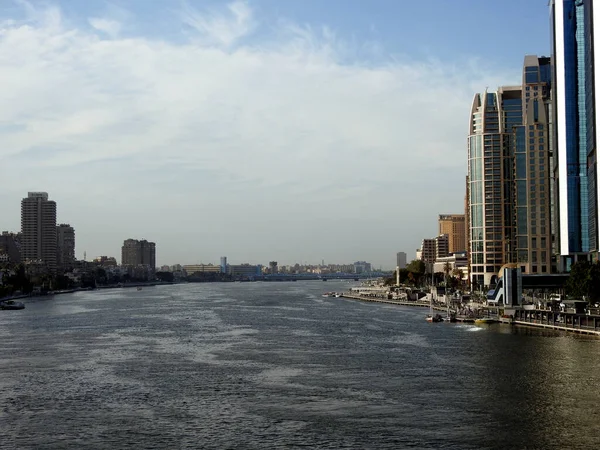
[0, 0, 550, 268]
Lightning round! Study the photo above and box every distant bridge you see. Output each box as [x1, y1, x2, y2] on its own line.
[261, 273, 390, 282]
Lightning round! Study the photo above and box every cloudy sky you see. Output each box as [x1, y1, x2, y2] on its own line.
[0, 0, 550, 268]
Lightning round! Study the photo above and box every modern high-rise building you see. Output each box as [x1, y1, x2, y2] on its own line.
[514, 56, 554, 275]
[220, 256, 228, 273]
[21, 192, 57, 272]
[396, 251, 407, 269]
[467, 55, 555, 287]
[121, 239, 156, 270]
[438, 214, 466, 253]
[468, 86, 522, 287]
[551, 0, 600, 267]
[56, 224, 75, 272]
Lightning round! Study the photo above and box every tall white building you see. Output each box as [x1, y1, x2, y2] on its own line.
[21, 192, 57, 272]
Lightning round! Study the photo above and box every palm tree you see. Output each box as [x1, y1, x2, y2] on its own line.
[443, 262, 452, 286]
[452, 268, 464, 287]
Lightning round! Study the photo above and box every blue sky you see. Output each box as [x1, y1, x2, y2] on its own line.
[0, 0, 551, 268]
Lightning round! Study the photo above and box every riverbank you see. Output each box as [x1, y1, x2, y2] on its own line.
[0, 281, 179, 303]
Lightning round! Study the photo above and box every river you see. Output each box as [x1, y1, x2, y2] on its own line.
[1, 281, 599, 449]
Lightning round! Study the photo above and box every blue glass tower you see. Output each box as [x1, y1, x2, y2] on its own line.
[551, 0, 597, 268]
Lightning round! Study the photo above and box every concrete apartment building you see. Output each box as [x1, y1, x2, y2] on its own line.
[438, 214, 466, 253]
[183, 264, 221, 275]
[56, 224, 75, 272]
[269, 261, 278, 274]
[21, 192, 57, 272]
[420, 238, 436, 264]
[228, 264, 261, 278]
[121, 239, 156, 270]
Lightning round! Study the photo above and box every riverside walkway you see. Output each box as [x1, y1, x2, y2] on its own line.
[500, 309, 600, 336]
[340, 294, 447, 311]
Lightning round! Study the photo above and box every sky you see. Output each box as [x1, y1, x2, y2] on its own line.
[0, 0, 551, 269]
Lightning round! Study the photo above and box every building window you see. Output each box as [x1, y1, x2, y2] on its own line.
[542, 265, 547, 272]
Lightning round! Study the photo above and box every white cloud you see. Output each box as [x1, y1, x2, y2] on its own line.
[181, 0, 255, 48]
[0, 1, 515, 266]
[88, 17, 121, 38]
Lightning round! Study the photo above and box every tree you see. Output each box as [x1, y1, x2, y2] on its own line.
[452, 268, 464, 289]
[589, 262, 600, 304]
[443, 262, 452, 286]
[156, 271, 174, 283]
[565, 260, 591, 300]
[406, 260, 426, 286]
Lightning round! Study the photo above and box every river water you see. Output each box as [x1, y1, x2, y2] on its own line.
[1, 281, 599, 449]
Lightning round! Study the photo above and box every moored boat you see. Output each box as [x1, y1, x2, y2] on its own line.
[0, 300, 25, 310]
[474, 317, 496, 324]
[426, 314, 444, 323]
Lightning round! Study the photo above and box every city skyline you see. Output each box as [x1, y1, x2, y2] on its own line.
[0, 1, 550, 268]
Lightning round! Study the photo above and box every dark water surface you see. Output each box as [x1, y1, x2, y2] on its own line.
[1, 282, 600, 449]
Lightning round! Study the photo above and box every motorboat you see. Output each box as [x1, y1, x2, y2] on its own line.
[474, 317, 496, 324]
[426, 314, 444, 323]
[137, 287, 143, 291]
[0, 300, 25, 310]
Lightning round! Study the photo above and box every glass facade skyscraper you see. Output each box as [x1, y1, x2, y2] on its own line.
[468, 86, 522, 288]
[551, 0, 600, 268]
[468, 56, 555, 288]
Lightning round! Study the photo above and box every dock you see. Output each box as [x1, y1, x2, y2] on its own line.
[499, 309, 600, 336]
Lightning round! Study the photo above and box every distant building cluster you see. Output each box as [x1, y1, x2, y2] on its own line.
[1, 192, 375, 289]
[413, 219, 468, 281]
[0, 191, 161, 284]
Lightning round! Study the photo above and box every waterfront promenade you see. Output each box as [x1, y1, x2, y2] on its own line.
[340, 291, 600, 336]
